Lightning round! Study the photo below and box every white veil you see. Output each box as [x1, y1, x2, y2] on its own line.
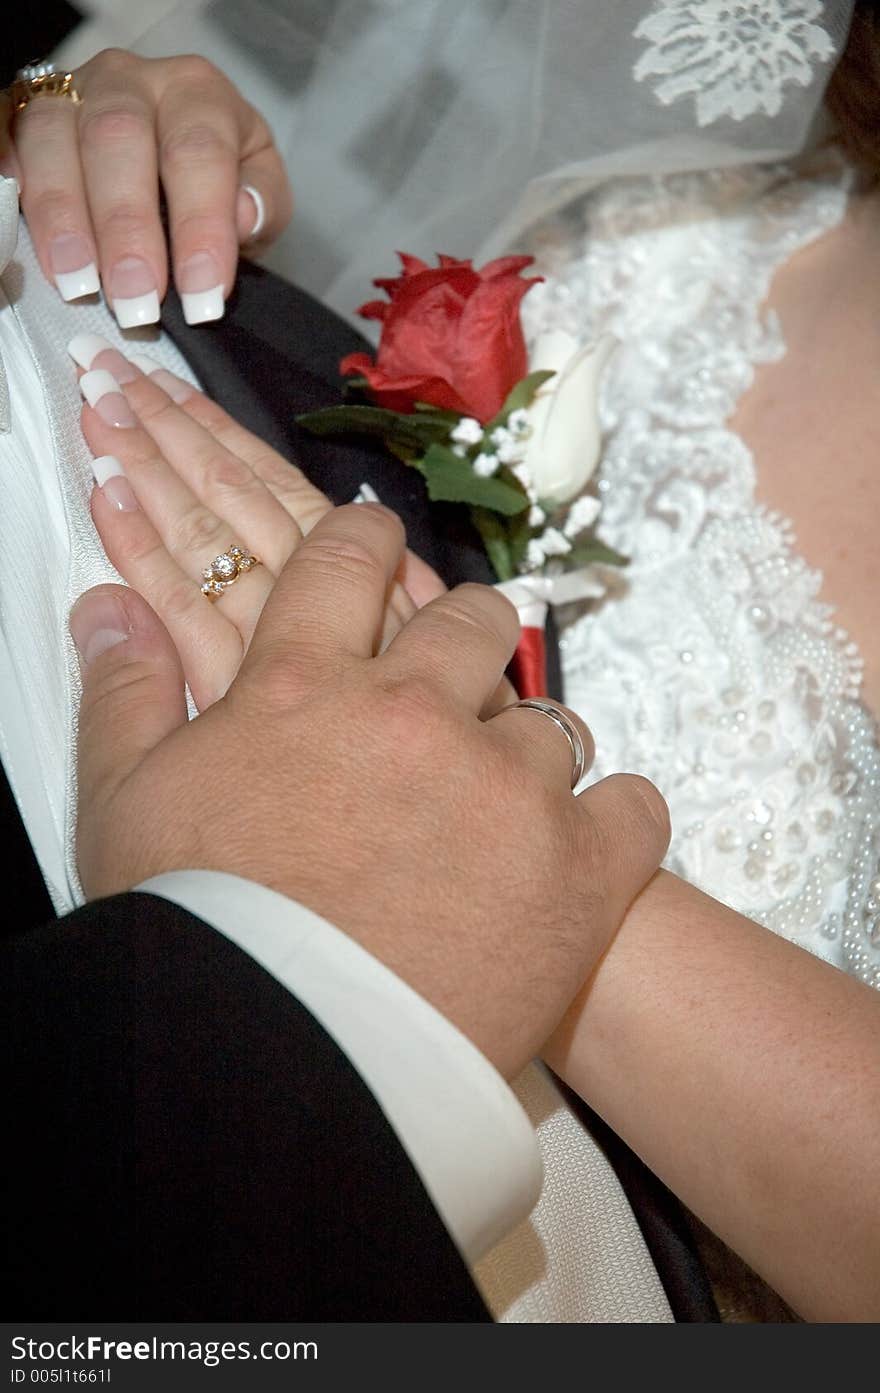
[123, 1, 856, 320]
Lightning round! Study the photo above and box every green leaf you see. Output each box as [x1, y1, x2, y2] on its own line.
[566, 539, 629, 568]
[471, 508, 515, 582]
[296, 405, 452, 448]
[420, 444, 528, 516]
[486, 370, 556, 431]
[506, 508, 536, 573]
[386, 439, 420, 464]
[412, 402, 462, 424]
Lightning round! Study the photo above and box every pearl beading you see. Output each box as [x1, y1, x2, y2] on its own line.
[523, 158, 880, 989]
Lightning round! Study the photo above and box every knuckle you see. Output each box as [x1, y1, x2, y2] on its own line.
[265, 469, 328, 530]
[79, 105, 151, 153]
[437, 591, 506, 651]
[302, 536, 387, 589]
[578, 773, 671, 875]
[368, 673, 457, 765]
[160, 121, 236, 170]
[187, 396, 226, 434]
[237, 644, 310, 712]
[93, 205, 155, 244]
[156, 572, 203, 628]
[197, 447, 253, 494]
[448, 582, 518, 642]
[172, 505, 226, 559]
[16, 101, 67, 143]
[611, 772, 672, 845]
[25, 189, 80, 228]
[375, 671, 444, 724]
[122, 392, 168, 428]
[110, 525, 160, 572]
[168, 54, 222, 87]
[89, 47, 139, 78]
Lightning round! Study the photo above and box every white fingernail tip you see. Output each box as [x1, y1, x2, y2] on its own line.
[92, 455, 126, 486]
[80, 369, 120, 406]
[126, 353, 161, 375]
[67, 333, 113, 370]
[241, 183, 266, 239]
[55, 263, 100, 301]
[181, 285, 224, 325]
[112, 290, 160, 329]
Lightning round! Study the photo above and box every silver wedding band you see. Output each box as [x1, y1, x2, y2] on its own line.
[511, 698, 587, 790]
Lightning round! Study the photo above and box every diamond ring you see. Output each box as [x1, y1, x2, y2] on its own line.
[9, 61, 82, 114]
[201, 545, 261, 601]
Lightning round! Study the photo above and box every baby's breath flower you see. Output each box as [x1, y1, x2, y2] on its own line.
[510, 462, 537, 499]
[450, 416, 484, 446]
[524, 539, 547, 572]
[563, 494, 601, 538]
[473, 452, 500, 478]
[538, 526, 573, 559]
[489, 426, 523, 465]
[529, 504, 547, 528]
[507, 408, 531, 437]
[522, 526, 573, 573]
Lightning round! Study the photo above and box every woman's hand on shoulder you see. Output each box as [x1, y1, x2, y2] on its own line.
[4, 49, 293, 325]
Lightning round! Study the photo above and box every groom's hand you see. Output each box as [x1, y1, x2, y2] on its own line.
[72, 504, 669, 1078]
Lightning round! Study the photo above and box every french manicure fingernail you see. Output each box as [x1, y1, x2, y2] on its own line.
[109, 256, 160, 328]
[49, 233, 100, 301]
[178, 251, 224, 324]
[150, 368, 195, 403]
[69, 593, 131, 666]
[237, 183, 265, 240]
[92, 455, 139, 511]
[80, 369, 137, 428]
[68, 333, 112, 369]
[126, 355, 193, 403]
[126, 353, 161, 375]
[68, 334, 138, 383]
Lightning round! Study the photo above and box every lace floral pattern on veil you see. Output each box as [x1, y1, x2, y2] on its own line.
[633, 1, 837, 125]
[522, 159, 880, 988]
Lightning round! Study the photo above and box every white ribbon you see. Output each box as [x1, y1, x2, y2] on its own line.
[0, 176, 20, 432]
[495, 566, 606, 631]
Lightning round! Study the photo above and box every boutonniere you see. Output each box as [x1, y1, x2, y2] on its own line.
[297, 253, 624, 697]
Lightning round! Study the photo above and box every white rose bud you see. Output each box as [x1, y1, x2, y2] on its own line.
[520, 330, 616, 506]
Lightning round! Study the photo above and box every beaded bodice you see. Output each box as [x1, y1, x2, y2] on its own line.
[522, 159, 880, 987]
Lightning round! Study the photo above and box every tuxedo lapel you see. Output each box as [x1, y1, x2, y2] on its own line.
[4, 760, 54, 932]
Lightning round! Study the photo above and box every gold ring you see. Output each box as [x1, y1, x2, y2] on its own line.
[201, 545, 261, 601]
[9, 62, 82, 114]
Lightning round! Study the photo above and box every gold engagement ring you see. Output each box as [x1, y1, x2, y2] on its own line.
[201, 545, 261, 601]
[9, 62, 82, 114]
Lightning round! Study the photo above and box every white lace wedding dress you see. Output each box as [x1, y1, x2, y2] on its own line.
[523, 156, 880, 989]
[475, 152, 880, 1323]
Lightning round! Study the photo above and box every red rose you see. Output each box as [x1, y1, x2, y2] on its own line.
[340, 252, 542, 423]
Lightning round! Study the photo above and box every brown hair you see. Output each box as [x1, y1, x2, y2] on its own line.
[825, 1, 880, 179]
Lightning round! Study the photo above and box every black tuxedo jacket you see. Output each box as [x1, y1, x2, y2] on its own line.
[2, 263, 716, 1322]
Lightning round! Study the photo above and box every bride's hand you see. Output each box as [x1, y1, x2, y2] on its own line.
[74, 342, 447, 711]
[5, 49, 292, 323]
